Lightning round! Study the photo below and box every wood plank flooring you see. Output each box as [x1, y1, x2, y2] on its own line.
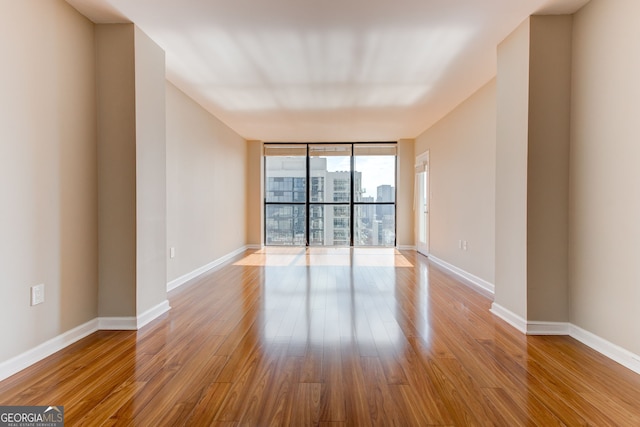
[1, 247, 640, 426]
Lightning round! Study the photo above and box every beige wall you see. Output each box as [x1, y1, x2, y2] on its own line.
[96, 24, 137, 317]
[96, 24, 169, 317]
[396, 139, 415, 248]
[134, 27, 168, 314]
[246, 140, 264, 247]
[415, 80, 496, 284]
[0, 0, 98, 361]
[166, 82, 248, 283]
[570, 0, 640, 354]
[494, 16, 573, 323]
[494, 19, 530, 319]
[526, 16, 572, 322]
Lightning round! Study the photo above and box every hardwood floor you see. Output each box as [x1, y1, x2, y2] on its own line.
[1, 247, 640, 426]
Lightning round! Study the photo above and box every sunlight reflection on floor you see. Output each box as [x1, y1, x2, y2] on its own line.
[233, 247, 413, 267]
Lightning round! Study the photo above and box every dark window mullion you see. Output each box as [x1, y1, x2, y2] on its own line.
[350, 143, 354, 246]
[305, 144, 310, 246]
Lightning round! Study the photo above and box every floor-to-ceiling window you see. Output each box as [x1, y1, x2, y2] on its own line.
[264, 145, 307, 245]
[353, 144, 396, 246]
[264, 143, 396, 246]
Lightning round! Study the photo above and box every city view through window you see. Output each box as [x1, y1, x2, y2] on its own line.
[264, 144, 396, 246]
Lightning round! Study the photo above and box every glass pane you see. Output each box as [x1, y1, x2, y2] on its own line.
[354, 205, 395, 246]
[308, 205, 350, 246]
[265, 156, 306, 203]
[310, 145, 351, 203]
[354, 155, 395, 202]
[265, 205, 306, 245]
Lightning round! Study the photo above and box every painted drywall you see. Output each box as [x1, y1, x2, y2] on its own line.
[415, 80, 496, 284]
[246, 140, 264, 247]
[526, 16, 572, 322]
[96, 24, 137, 317]
[0, 0, 98, 361]
[396, 139, 415, 248]
[494, 19, 530, 320]
[97, 24, 169, 318]
[134, 27, 168, 314]
[570, 0, 640, 354]
[166, 82, 248, 283]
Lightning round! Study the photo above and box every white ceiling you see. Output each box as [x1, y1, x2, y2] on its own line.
[66, 0, 589, 142]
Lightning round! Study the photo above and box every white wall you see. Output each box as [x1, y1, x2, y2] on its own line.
[415, 80, 496, 285]
[569, 0, 640, 354]
[166, 82, 248, 283]
[0, 0, 98, 361]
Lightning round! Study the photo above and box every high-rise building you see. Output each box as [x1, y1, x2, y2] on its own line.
[265, 156, 364, 245]
[375, 185, 395, 246]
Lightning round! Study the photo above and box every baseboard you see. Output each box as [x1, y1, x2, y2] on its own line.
[98, 316, 137, 330]
[526, 321, 570, 335]
[167, 245, 250, 292]
[490, 304, 570, 335]
[137, 300, 171, 329]
[570, 324, 640, 375]
[246, 244, 262, 250]
[98, 300, 171, 330]
[428, 255, 495, 295]
[397, 245, 416, 251]
[0, 319, 99, 382]
[490, 303, 527, 333]
[490, 304, 640, 375]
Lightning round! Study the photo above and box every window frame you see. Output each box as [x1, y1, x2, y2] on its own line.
[264, 142, 396, 247]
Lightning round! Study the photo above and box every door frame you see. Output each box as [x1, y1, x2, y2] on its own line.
[415, 151, 430, 256]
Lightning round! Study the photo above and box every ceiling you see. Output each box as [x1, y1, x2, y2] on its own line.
[66, 0, 589, 142]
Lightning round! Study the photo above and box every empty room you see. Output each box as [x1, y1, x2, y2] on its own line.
[1, 0, 639, 425]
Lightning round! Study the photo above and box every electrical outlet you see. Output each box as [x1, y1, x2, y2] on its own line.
[31, 284, 45, 306]
[458, 240, 463, 249]
[463, 240, 468, 251]
[170, 247, 176, 259]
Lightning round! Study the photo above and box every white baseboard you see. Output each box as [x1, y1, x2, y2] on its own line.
[490, 303, 640, 375]
[98, 316, 137, 330]
[0, 300, 172, 381]
[397, 245, 416, 251]
[0, 319, 99, 382]
[99, 300, 171, 330]
[570, 324, 640, 375]
[246, 244, 262, 250]
[526, 321, 570, 335]
[490, 303, 527, 333]
[428, 254, 495, 295]
[167, 245, 250, 292]
[490, 303, 569, 335]
[137, 300, 171, 329]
